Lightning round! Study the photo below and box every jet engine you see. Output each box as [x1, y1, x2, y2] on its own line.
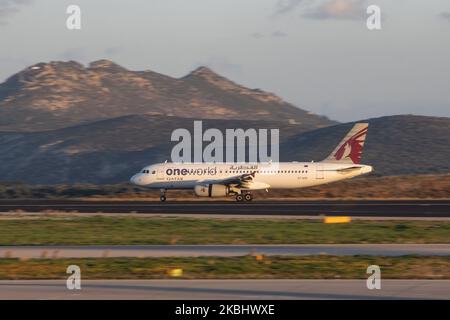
[194, 184, 230, 197]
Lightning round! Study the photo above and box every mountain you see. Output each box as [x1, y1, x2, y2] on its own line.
[0, 114, 448, 184]
[281, 115, 450, 176]
[0, 60, 334, 131]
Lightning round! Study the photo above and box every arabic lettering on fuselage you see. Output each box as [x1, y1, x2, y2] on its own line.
[229, 165, 258, 170]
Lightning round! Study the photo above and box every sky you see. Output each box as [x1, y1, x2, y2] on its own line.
[0, 0, 449, 122]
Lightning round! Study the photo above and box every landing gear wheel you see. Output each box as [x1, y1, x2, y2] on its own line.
[160, 195, 167, 202]
[244, 193, 253, 201]
[235, 194, 244, 202]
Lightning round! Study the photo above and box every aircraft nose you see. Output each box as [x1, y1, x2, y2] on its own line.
[130, 174, 140, 185]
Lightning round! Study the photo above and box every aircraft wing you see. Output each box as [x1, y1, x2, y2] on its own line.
[201, 171, 270, 190]
[221, 171, 256, 185]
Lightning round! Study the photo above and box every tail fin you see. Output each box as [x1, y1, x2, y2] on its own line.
[324, 123, 369, 164]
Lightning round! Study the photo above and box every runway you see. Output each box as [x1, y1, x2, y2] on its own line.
[0, 280, 448, 300]
[0, 200, 449, 217]
[2, 244, 449, 258]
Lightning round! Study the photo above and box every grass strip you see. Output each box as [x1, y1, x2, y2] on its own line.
[0, 255, 449, 280]
[0, 217, 449, 245]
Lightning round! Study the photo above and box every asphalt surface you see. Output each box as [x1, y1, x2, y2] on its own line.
[0, 200, 449, 217]
[1, 244, 450, 258]
[0, 280, 448, 300]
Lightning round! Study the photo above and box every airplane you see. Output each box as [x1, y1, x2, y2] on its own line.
[130, 123, 373, 202]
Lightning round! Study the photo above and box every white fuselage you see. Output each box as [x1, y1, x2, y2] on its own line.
[130, 162, 373, 190]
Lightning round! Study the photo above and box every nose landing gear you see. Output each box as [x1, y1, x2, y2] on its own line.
[160, 189, 167, 202]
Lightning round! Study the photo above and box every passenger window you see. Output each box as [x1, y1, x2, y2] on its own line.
[152, 171, 156, 174]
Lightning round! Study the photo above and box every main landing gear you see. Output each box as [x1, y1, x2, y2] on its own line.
[236, 192, 253, 202]
[160, 189, 167, 202]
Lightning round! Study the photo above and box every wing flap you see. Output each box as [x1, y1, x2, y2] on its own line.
[204, 171, 270, 190]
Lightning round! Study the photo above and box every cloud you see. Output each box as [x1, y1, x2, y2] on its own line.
[0, 0, 33, 25]
[250, 31, 288, 39]
[273, 0, 368, 21]
[272, 30, 288, 37]
[440, 12, 450, 21]
[273, 0, 306, 16]
[304, 0, 367, 20]
[251, 32, 264, 39]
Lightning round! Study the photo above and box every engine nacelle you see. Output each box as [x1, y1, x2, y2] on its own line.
[194, 184, 230, 197]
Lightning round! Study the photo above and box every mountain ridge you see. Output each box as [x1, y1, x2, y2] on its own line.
[0, 60, 334, 131]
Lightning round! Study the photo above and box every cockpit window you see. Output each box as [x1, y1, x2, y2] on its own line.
[142, 170, 151, 174]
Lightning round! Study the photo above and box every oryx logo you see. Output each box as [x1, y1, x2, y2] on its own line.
[334, 127, 367, 164]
